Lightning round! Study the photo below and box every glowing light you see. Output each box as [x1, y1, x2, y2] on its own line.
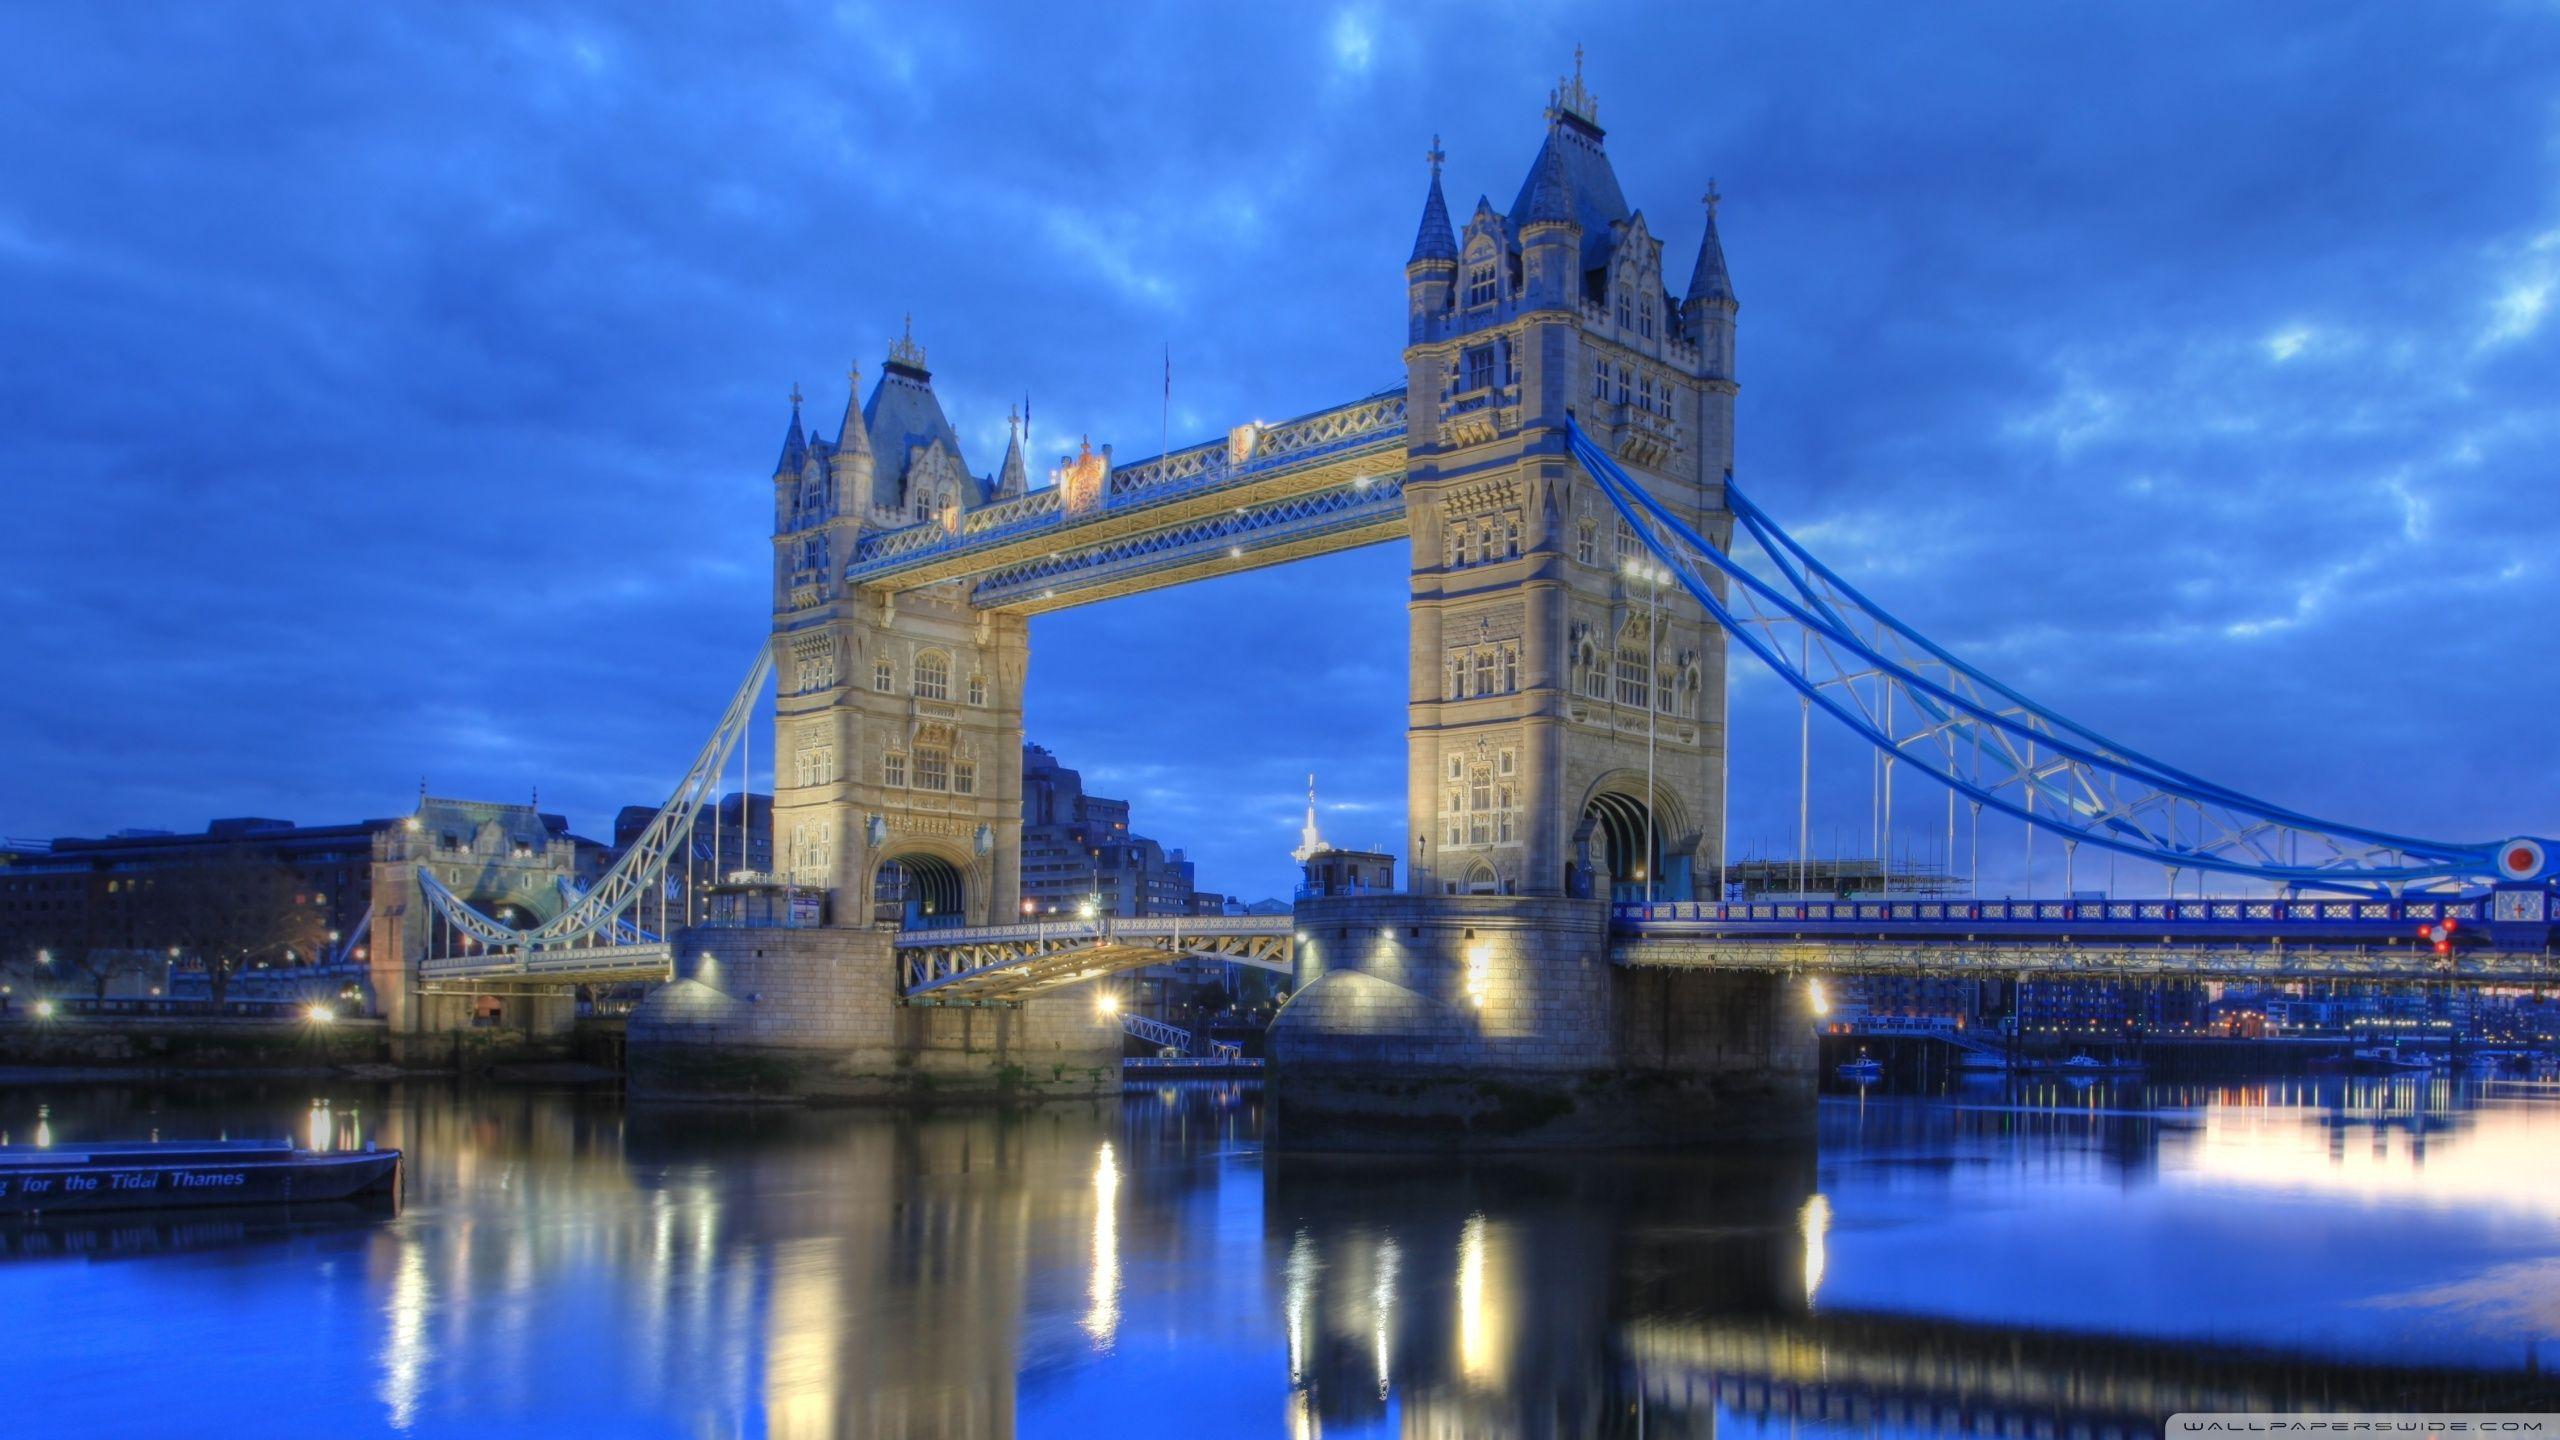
[32, 1000, 54, 1019]
[1456, 1212, 1504, 1384]
[1807, 978, 1830, 1017]
[1800, 1192, 1832, 1301]
[1097, 992, 1120, 1017]
[1082, 1141, 1121, 1348]
[1463, 943, 1492, 1008]
[307, 1003, 337, 1024]
[1284, 1230, 1317, 1383]
[1373, 1235, 1401, 1398]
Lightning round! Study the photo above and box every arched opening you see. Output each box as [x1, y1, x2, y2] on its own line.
[1462, 859, 1501, 896]
[1579, 788, 1691, 904]
[873, 854, 965, 931]
[474, 899, 543, 930]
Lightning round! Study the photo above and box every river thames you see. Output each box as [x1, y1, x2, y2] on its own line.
[1, 1076, 2555, 1437]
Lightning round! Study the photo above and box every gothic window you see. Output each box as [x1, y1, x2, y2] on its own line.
[789, 823, 831, 877]
[1448, 757, 1463, 782]
[1466, 261, 1498, 308]
[914, 747, 950, 791]
[1497, 747, 1515, 775]
[796, 649, 836, 693]
[884, 752, 907, 788]
[1575, 639, 1604, 698]
[1592, 356, 1610, 400]
[1616, 620, 1653, 709]
[913, 652, 949, 701]
[1682, 661, 1703, 718]
[1615, 365, 1631, 405]
[794, 746, 835, 788]
[1575, 520, 1598, 566]
[1639, 294, 1655, 339]
[1500, 643, 1519, 693]
[1615, 519, 1639, 563]
[1615, 286, 1632, 329]
[1497, 786, 1516, 844]
[1462, 345, 1495, 392]
[873, 660, 894, 693]
[1473, 649, 1496, 696]
[1502, 515, 1521, 556]
[954, 755, 977, 795]
[966, 673, 986, 706]
[1458, 526, 1478, 566]
[1638, 374, 1655, 415]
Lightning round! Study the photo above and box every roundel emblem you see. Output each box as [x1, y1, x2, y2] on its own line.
[2496, 838, 2547, 881]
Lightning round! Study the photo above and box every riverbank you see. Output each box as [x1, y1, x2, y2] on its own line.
[0, 1014, 617, 1081]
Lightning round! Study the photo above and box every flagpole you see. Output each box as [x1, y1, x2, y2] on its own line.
[1160, 343, 1171, 470]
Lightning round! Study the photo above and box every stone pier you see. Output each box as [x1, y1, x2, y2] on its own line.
[1268, 895, 1815, 1147]
[626, 924, 1122, 1103]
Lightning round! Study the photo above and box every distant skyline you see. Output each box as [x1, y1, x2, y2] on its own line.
[3, 4, 2556, 901]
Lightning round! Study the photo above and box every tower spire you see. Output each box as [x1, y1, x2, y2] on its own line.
[835, 362, 871, 458]
[1685, 179, 1734, 306]
[1409, 133, 1457, 264]
[774, 383, 808, 475]
[1292, 773, 1328, 863]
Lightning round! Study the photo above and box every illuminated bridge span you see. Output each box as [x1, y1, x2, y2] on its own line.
[895, 916, 1291, 1004]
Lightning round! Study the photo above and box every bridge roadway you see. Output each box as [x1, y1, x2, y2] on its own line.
[841, 388, 1409, 612]
[410, 894, 2556, 995]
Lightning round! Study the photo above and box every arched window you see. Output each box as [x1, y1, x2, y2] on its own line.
[966, 673, 987, 706]
[1472, 650, 1496, 696]
[912, 652, 949, 701]
[1466, 255, 1499, 308]
[1575, 520, 1598, 566]
[914, 746, 950, 791]
[1615, 620, 1653, 709]
[1614, 519, 1640, 564]
[1639, 293, 1655, 339]
[1463, 860, 1499, 896]
[1502, 516, 1521, 556]
[873, 659, 894, 693]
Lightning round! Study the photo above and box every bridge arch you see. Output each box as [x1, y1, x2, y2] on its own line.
[870, 846, 969, 931]
[1573, 772, 1695, 904]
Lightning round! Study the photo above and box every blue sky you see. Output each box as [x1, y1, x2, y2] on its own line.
[2, 3, 2555, 901]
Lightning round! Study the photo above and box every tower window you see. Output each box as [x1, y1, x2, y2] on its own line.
[966, 673, 987, 706]
[1473, 649, 1496, 696]
[1639, 294, 1655, 339]
[1616, 620, 1653, 709]
[954, 756, 977, 795]
[1615, 519, 1639, 563]
[1615, 365, 1631, 405]
[1462, 345, 1495, 392]
[913, 652, 949, 701]
[884, 752, 907, 787]
[1576, 520, 1598, 566]
[914, 747, 950, 791]
[873, 660, 894, 693]
[1466, 262, 1498, 308]
[1593, 356, 1610, 400]
[1616, 288, 1632, 328]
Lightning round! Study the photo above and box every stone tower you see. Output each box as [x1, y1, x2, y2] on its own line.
[1400, 65, 1736, 903]
[767, 324, 1029, 928]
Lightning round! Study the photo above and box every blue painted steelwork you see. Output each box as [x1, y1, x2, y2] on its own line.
[1565, 418, 2547, 895]
[1615, 895, 2480, 945]
[969, 474, 1404, 608]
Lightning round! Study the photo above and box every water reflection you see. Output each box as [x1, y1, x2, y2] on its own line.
[0, 1076, 2549, 1437]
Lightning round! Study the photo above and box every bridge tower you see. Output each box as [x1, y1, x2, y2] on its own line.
[1271, 64, 1809, 1147]
[1400, 68, 1734, 903]
[768, 327, 1029, 930]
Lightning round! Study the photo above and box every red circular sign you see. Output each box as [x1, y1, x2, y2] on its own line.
[2510, 846, 2537, 872]
[2498, 839, 2546, 880]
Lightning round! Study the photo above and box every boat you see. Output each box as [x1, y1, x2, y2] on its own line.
[2054, 1053, 2145, 1076]
[1837, 1054, 1884, 1082]
[2348, 1045, 2435, 1074]
[0, 1140, 400, 1216]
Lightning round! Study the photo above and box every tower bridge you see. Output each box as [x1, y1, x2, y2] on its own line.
[376, 62, 2557, 1130]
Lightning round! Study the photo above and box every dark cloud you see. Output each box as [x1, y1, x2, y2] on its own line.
[2, 2, 2553, 898]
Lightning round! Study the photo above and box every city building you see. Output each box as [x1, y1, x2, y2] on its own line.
[1293, 776, 1397, 898]
[1018, 744, 1198, 918]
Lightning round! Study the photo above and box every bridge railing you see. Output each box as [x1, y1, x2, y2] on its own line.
[1615, 897, 2484, 928]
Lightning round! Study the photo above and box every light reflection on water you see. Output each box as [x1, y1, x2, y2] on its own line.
[0, 1076, 2549, 1437]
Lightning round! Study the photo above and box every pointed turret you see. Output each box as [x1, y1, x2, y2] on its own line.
[1409, 136, 1457, 264]
[773, 385, 807, 477]
[834, 363, 872, 460]
[1518, 132, 1575, 227]
[1685, 181, 1734, 307]
[993, 406, 1029, 499]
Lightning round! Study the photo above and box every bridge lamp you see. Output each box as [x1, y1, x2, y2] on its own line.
[1097, 991, 1120, 1017]
[35, 950, 49, 967]
[307, 1003, 337, 1025]
[1807, 978, 1831, 1017]
[1079, 899, 1098, 921]
[32, 1000, 54, 1020]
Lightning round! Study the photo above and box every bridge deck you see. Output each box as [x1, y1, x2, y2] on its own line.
[896, 916, 1291, 1003]
[841, 390, 1407, 611]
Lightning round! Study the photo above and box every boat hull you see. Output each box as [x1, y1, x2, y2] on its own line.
[0, 1151, 400, 1216]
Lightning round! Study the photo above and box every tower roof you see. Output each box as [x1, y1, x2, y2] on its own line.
[862, 320, 970, 512]
[994, 406, 1029, 497]
[1409, 135, 1458, 264]
[773, 386, 807, 476]
[1509, 117, 1629, 272]
[1686, 182, 1734, 306]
